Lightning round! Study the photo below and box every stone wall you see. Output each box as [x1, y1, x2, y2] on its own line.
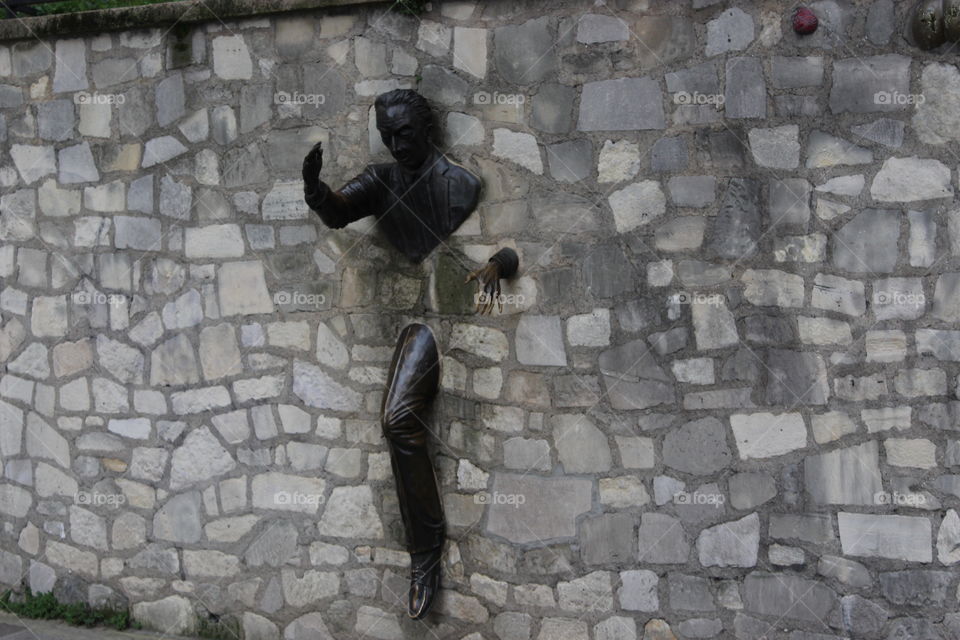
[0, 0, 959, 638]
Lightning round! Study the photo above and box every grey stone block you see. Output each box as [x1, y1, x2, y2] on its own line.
[599, 339, 674, 411]
[829, 55, 910, 114]
[724, 57, 765, 119]
[637, 513, 689, 564]
[770, 56, 824, 89]
[651, 136, 688, 172]
[578, 77, 665, 131]
[662, 417, 732, 475]
[707, 178, 761, 259]
[831, 209, 899, 273]
[743, 573, 836, 624]
[765, 349, 829, 405]
[546, 139, 591, 183]
[531, 83, 574, 134]
[580, 514, 635, 565]
[493, 17, 556, 85]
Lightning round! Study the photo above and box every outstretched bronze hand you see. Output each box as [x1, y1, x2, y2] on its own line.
[464, 247, 520, 315]
[465, 261, 503, 315]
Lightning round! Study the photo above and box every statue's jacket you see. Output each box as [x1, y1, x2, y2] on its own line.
[306, 151, 481, 263]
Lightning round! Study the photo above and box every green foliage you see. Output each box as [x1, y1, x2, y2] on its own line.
[0, 587, 130, 631]
[197, 614, 241, 640]
[30, 0, 174, 17]
[390, 0, 427, 16]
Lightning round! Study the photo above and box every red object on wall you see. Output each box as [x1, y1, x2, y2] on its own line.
[792, 6, 819, 34]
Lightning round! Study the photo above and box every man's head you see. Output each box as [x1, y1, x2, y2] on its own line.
[375, 89, 434, 171]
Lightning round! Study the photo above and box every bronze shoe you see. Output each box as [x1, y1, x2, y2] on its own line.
[408, 547, 442, 620]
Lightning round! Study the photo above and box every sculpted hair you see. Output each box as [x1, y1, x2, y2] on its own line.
[375, 89, 434, 137]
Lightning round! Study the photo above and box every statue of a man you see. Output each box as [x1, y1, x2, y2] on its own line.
[301, 88, 517, 620]
[301, 88, 482, 263]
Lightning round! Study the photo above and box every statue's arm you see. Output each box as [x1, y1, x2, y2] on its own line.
[486, 247, 519, 279]
[302, 141, 377, 228]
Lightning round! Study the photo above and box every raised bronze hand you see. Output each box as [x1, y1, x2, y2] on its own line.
[302, 140, 324, 186]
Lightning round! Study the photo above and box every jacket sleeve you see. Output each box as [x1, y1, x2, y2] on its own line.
[304, 167, 381, 229]
[488, 247, 519, 279]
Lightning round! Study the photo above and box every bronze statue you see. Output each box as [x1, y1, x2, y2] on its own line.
[380, 323, 444, 620]
[302, 89, 519, 620]
[302, 89, 482, 263]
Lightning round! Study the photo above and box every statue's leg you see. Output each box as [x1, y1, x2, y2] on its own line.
[381, 322, 445, 619]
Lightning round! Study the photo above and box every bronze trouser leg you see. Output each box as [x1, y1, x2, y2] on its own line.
[381, 323, 445, 554]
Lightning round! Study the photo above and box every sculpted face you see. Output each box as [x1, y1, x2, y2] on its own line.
[376, 103, 432, 171]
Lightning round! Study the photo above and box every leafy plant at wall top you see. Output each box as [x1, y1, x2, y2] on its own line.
[0, 587, 131, 630]
[31, 0, 174, 16]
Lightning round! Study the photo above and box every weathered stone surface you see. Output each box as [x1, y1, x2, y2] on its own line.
[318, 486, 384, 539]
[742, 269, 805, 308]
[743, 573, 835, 623]
[553, 415, 611, 473]
[749, 125, 799, 168]
[879, 570, 952, 606]
[729, 473, 776, 511]
[805, 441, 883, 505]
[293, 360, 361, 411]
[213, 35, 252, 79]
[937, 509, 960, 565]
[217, 261, 274, 316]
[724, 57, 765, 119]
[170, 427, 236, 491]
[871, 156, 953, 202]
[578, 77, 665, 131]
[838, 513, 932, 562]
[691, 300, 738, 350]
[545, 139, 590, 184]
[619, 569, 658, 612]
[516, 315, 566, 366]
[493, 17, 555, 84]
[531, 83, 575, 134]
[662, 417, 731, 475]
[638, 513, 689, 564]
[132, 596, 196, 635]
[707, 178, 761, 259]
[485, 472, 591, 544]
[634, 15, 695, 69]
[765, 350, 829, 406]
[818, 555, 871, 588]
[667, 175, 715, 208]
[608, 181, 665, 233]
[599, 339, 674, 410]
[152, 492, 202, 543]
[771, 56, 823, 88]
[913, 62, 960, 145]
[832, 209, 900, 273]
[730, 413, 806, 459]
[851, 117, 903, 148]
[706, 7, 754, 56]
[829, 55, 910, 114]
[492, 128, 542, 174]
[150, 334, 199, 387]
[697, 513, 759, 568]
[805, 131, 872, 168]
